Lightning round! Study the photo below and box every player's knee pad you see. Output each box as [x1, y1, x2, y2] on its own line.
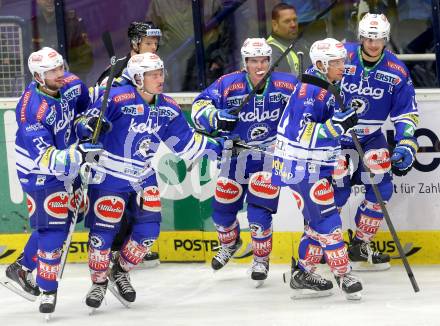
[246, 171, 280, 213]
[88, 230, 116, 283]
[20, 230, 39, 271]
[248, 203, 273, 258]
[36, 229, 66, 291]
[298, 234, 323, 273]
[214, 219, 240, 246]
[213, 177, 245, 213]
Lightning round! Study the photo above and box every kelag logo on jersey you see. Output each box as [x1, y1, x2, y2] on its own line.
[341, 79, 384, 100]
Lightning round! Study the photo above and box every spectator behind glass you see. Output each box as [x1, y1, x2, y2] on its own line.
[146, 0, 230, 92]
[31, 0, 93, 81]
[266, 3, 302, 74]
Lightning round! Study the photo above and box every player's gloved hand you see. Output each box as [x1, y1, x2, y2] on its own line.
[391, 138, 418, 176]
[75, 116, 112, 141]
[215, 135, 246, 158]
[324, 107, 358, 138]
[215, 108, 239, 132]
[77, 142, 104, 166]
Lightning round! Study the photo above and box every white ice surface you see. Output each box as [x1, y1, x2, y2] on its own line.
[0, 263, 439, 326]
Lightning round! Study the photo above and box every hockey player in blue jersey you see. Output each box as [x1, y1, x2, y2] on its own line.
[272, 38, 363, 300]
[81, 52, 224, 309]
[191, 38, 297, 285]
[335, 13, 419, 271]
[2, 47, 99, 315]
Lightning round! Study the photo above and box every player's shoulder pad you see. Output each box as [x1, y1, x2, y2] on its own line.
[383, 50, 410, 79]
[271, 71, 297, 91]
[110, 84, 137, 105]
[63, 72, 81, 86]
[343, 42, 358, 61]
[216, 70, 244, 85]
[161, 94, 181, 111]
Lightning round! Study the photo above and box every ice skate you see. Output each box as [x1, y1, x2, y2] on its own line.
[108, 262, 136, 307]
[335, 272, 363, 300]
[211, 238, 242, 271]
[250, 258, 269, 288]
[85, 280, 108, 312]
[348, 229, 390, 271]
[283, 258, 333, 299]
[137, 251, 160, 269]
[40, 290, 57, 320]
[0, 257, 40, 302]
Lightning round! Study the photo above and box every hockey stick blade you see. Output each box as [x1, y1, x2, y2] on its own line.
[301, 74, 420, 293]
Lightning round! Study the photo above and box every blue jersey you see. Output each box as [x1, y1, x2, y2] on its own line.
[15, 73, 90, 192]
[88, 84, 219, 192]
[272, 68, 342, 186]
[340, 42, 419, 145]
[192, 71, 297, 148]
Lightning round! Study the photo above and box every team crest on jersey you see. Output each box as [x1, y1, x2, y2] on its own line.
[121, 104, 144, 116]
[248, 123, 269, 140]
[344, 65, 356, 75]
[363, 148, 391, 174]
[309, 179, 334, 206]
[374, 70, 401, 85]
[43, 191, 69, 219]
[249, 171, 279, 199]
[215, 177, 243, 204]
[291, 190, 304, 211]
[94, 196, 125, 224]
[27, 195, 36, 217]
[348, 96, 369, 116]
[137, 186, 161, 212]
[134, 135, 155, 159]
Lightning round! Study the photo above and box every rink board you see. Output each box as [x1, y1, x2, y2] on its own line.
[0, 230, 439, 265]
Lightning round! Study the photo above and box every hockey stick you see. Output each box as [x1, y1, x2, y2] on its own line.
[297, 51, 304, 80]
[57, 55, 127, 280]
[229, 0, 337, 115]
[301, 73, 420, 293]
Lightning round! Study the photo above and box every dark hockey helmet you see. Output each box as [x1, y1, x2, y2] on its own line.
[128, 21, 162, 49]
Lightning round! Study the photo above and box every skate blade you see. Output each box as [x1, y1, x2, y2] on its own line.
[88, 308, 97, 315]
[43, 313, 52, 322]
[344, 291, 362, 301]
[0, 278, 38, 302]
[253, 280, 265, 288]
[136, 259, 160, 270]
[290, 289, 333, 300]
[351, 261, 391, 272]
[108, 283, 131, 308]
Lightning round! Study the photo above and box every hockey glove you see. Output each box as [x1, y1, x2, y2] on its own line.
[215, 108, 239, 132]
[391, 138, 418, 176]
[75, 116, 112, 141]
[324, 107, 358, 138]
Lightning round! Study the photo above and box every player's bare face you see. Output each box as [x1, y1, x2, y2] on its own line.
[326, 58, 345, 83]
[246, 57, 270, 86]
[138, 36, 159, 54]
[41, 65, 65, 92]
[273, 9, 298, 40]
[361, 37, 385, 59]
[143, 69, 164, 94]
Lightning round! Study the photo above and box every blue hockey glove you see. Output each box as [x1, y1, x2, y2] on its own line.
[324, 107, 358, 138]
[75, 116, 112, 141]
[391, 138, 418, 176]
[215, 108, 239, 132]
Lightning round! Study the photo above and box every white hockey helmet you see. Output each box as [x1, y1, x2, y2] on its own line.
[358, 13, 390, 41]
[126, 52, 164, 89]
[310, 38, 347, 74]
[241, 38, 272, 70]
[28, 47, 64, 85]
